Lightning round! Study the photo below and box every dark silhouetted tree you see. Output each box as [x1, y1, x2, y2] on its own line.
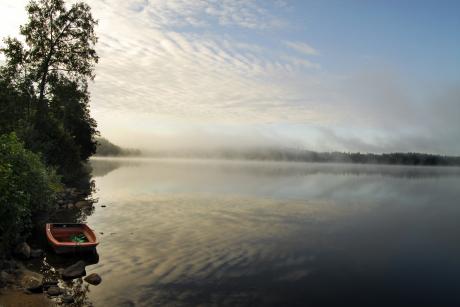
[0, 0, 99, 179]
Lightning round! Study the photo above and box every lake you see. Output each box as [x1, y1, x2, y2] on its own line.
[41, 158, 460, 306]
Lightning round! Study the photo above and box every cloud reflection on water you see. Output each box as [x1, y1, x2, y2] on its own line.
[83, 158, 460, 306]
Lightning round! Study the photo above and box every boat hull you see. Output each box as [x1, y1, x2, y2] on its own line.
[46, 223, 99, 254]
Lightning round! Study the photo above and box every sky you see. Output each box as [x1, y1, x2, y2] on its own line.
[0, 0, 459, 154]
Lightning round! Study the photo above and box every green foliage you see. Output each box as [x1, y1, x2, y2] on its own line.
[19, 117, 82, 182]
[0, 0, 99, 253]
[0, 0, 99, 182]
[0, 133, 62, 250]
[49, 77, 98, 160]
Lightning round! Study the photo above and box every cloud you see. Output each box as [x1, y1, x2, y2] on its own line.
[284, 41, 320, 56]
[117, 0, 285, 30]
[1, 1, 459, 155]
[78, 0, 329, 127]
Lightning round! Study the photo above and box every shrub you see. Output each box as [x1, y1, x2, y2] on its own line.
[0, 133, 62, 251]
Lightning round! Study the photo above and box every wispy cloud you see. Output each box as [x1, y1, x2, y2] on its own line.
[284, 41, 320, 56]
[80, 0, 328, 125]
[1, 1, 459, 154]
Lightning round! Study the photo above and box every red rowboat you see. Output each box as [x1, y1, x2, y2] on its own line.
[46, 223, 99, 254]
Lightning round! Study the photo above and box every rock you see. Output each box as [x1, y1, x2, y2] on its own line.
[42, 279, 59, 290]
[25, 278, 43, 293]
[62, 294, 75, 304]
[18, 268, 45, 290]
[30, 249, 44, 259]
[61, 260, 86, 279]
[84, 273, 102, 285]
[47, 285, 63, 296]
[75, 200, 91, 208]
[101, 205, 106, 208]
[67, 203, 74, 209]
[43, 279, 59, 286]
[14, 242, 31, 259]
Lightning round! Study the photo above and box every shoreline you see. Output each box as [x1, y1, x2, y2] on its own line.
[0, 186, 96, 306]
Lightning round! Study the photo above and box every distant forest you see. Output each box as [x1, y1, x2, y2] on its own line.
[95, 138, 141, 156]
[145, 148, 460, 166]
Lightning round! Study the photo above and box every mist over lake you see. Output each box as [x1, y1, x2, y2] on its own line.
[73, 158, 460, 306]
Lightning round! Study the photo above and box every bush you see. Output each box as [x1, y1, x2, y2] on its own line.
[0, 133, 62, 251]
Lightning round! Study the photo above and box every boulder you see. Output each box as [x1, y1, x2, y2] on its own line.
[61, 260, 86, 279]
[30, 249, 44, 258]
[84, 273, 102, 285]
[25, 278, 44, 293]
[75, 200, 91, 208]
[62, 294, 75, 304]
[18, 268, 44, 290]
[47, 285, 63, 296]
[14, 242, 31, 259]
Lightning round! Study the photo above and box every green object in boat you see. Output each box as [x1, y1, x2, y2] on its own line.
[70, 233, 88, 243]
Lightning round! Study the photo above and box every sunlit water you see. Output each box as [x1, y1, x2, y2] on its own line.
[46, 158, 460, 306]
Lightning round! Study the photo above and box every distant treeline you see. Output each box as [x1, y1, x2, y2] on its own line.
[146, 148, 460, 166]
[95, 138, 141, 157]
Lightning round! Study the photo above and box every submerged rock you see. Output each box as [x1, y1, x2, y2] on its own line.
[62, 294, 75, 304]
[14, 242, 31, 259]
[47, 285, 63, 296]
[62, 261, 86, 279]
[84, 273, 102, 285]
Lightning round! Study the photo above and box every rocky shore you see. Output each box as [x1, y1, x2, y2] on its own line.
[0, 187, 101, 306]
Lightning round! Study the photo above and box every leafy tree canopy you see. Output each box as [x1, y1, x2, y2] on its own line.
[0, 0, 99, 178]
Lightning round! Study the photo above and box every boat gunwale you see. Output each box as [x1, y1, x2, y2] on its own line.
[46, 223, 99, 248]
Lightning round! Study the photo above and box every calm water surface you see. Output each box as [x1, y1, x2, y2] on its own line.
[45, 158, 460, 306]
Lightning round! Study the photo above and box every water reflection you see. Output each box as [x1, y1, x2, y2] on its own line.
[31, 158, 460, 306]
[82, 158, 460, 306]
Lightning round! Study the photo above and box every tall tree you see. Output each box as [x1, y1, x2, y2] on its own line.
[19, 0, 98, 117]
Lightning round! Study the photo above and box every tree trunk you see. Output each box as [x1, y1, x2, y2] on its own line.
[36, 52, 53, 119]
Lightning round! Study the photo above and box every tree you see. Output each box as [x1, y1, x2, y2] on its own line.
[49, 76, 97, 160]
[0, 0, 99, 179]
[18, 0, 98, 117]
